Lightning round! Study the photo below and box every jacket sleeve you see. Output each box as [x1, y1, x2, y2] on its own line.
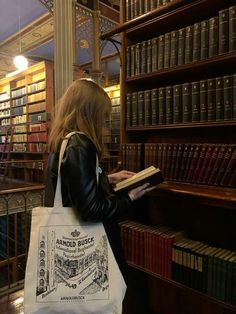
[60, 137, 132, 221]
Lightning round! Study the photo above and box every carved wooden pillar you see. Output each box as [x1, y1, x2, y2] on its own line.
[54, 0, 76, 106]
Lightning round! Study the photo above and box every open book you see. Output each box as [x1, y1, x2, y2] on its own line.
[114, 166, 163, 192]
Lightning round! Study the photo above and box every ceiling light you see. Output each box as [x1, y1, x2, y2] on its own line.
[14, 55, 28, 70]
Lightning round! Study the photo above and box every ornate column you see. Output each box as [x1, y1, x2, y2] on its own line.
[54, 0, 76, 106]
[91, 0, 102, 84]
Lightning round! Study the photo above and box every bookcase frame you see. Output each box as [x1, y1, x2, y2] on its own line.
[102, 0, 236, 313]
[0, 61, 54, 183]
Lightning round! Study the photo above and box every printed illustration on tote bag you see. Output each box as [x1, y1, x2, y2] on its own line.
[36, 225, 109, 303]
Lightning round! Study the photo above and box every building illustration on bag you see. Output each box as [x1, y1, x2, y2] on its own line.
[36, 226, 109, 302]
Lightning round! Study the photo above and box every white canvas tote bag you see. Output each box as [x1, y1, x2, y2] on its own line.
[24, 132, 127, 314]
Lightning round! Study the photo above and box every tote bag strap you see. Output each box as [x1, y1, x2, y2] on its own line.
[53, 131, 99, 208]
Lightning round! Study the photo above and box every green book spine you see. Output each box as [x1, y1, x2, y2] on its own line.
[207, 78, 216, 121]
[216, 77, 224, 121]
[144, 90, 151, 126]
[200, 20, 209, 60]
[219, 8, 229, 54]
[126, 93, 132, 128]
[130, 45, 136, 76]
[224, 75, 233, 120]
[170, 31, 178, 67]
[158, 87, 166, 124]
[166, 86, 173, 124]
[131, 92, 138, 126]
[147, 39, 152, 73]
[182, 83, 192, 123]
[229, 5, 236, 52]
[173, 84, 182, 123]
[178, 28, 186, 65]
[164, 32, 171, 69]
[158, 35, 165, 70]
[209, 16, 219, 57]
[152, 37, 158, 72]
[137, 91, 144, 126]
[185, 25, 193, 64]
[135, 43, 141, 76]
[141, 41, 147, 74]
[126, 46, 131, 77]
[233, 74, 236, 119]
[200, 80, 208, 122]
[225, 256, 236, 303]
[193, 22, 201, 62]
[151, 88, 158, 125]
[191, 81, 200, 122]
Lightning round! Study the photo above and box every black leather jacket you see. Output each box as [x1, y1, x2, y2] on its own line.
[44, 133, 132, 276]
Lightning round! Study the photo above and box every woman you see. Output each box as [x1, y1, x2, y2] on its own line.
[44, 79, 154, 305]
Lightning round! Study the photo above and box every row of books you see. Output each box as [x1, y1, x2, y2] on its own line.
[11, 106, 27, 116]
[0, 92, 10, 102]
[0, 101, 10, 110]
[12, 134, 27, 143]
[28, 81, 45, 94]
[125, 0, 175, 22]
[28, 132, 47, 142]
[11, 86, 26, 98]
[0, 118, 10, 126]
[12, 95, 27, 107]
[12, 115, 27, 124]
[0, 102, 46, 119]
[126, 6, 236, 77]
[0, 109, 10, 118]
[126, 74, 236, 126]
[29, 112, 46, 122]
[121, 143, 236, 187]
[119, 220, 236, 304]
[28, 91, 45, 103]
[4, 142, 47, 152]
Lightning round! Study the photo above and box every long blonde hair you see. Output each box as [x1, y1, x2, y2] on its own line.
[49, 79, 111, 157]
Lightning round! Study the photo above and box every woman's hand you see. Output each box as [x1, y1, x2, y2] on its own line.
[128, 183, 156, 201]
[108, 170, 135, 185]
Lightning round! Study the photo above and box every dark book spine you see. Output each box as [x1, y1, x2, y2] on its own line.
[166, 86, 173, 124]
[161, 143, 168, 178]
[121, 144, 127, 168]
[193, 22, 201, 62]
[200, 20, 209, 60]
[182, 83, 192, 123]
[191, 81, 200, 122]
[209, 17, 219, 57]
[165, 144, 173, 179]
[130, 45, 136, 76]
[169, 144, 178, 180]
[219, 8, 229, 54]
[164, 32, 171, 69]
[233, 74, 236, 119]
[131, 92, 138, 126]
[158, 87, 166, 124]
[229, 5, 236, 52]
[191, 145, 207, 183]
[185, 144, 202, 182]
[185, 25, 193, 64]
[144, 90, 151, 126]
[224, 75, 233, 120]
[147, 39, 152, 73]
[170, 31, 178, 67]
[228, 167, 236, 187]
[179, 144, 191, 181]
[150, 0, 157, 10]
[197, 145, 214, 183]
[200, 80, 208, 122]
[130, 0, 134, 20]
[173, 84, 182, 124]
[137, 91, 144, 126]
[151, 88, 158, 125]
[183, 144, 195, 181]
[202, 145, 220, 184]
[158, 35, 165, 70]
[220, 146, 236, 186]
[214, 146, 234, 186]
[173, 144, 184, 180]
[207, 145, 227, 185]
[216, 77, 224, 121]
[144, 0, 150, 14]
[126, 46, 131, 77]
[141, 41, 147, 74]
[152, 37, 158, 72]
[157, 143, 163, 170]
[178, 28, 186, 65]
[135, 43, 141, 76]
[207, 78, 216, 121]
[139, 0, 145, 16]
[126, 93, 132, 128]
[134, 0, 139, 18]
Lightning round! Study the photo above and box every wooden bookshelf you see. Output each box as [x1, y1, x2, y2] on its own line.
[0, 61, 54, 183]
[102, 0, 236, 313]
